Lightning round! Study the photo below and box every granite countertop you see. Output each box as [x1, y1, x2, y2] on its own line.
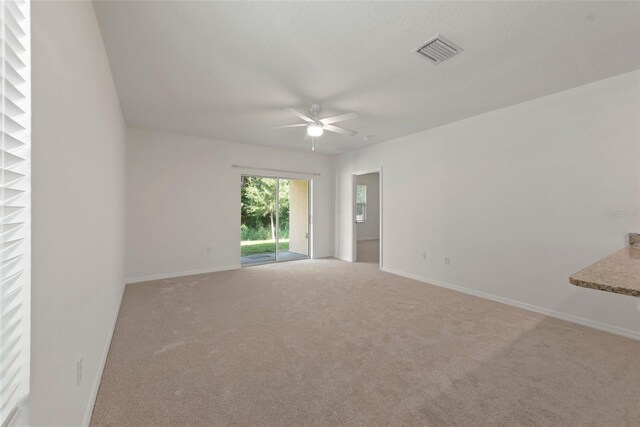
[569, 235, 640, 297]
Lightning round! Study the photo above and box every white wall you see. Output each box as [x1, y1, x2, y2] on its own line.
[356, 173, 380, 241]
[334, 70, 640, 338]
[126, 128, 334, 282]
[31, 1, 126, 425]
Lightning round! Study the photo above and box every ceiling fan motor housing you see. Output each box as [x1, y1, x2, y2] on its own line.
[310, 104, 321, 116]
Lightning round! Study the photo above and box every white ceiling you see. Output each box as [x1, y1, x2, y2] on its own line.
[94, 1, 640, 154]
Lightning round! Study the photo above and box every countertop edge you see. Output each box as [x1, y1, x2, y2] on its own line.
[569, 275, 640, 297]
[569, 237, 640, 297]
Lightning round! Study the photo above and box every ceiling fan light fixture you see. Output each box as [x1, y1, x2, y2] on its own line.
[307, 124, 324, 137]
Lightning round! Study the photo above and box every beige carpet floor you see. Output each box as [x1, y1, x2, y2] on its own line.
[357, 239, 379, 264]
[91, 259, 640, 426]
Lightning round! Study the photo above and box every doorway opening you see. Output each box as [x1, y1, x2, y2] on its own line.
[352, 170, 382, 267]
[240, 176, 310, 266]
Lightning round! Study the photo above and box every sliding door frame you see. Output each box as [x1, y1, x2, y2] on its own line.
[275, 178, 280, 262]
[240, 174, 312, 266]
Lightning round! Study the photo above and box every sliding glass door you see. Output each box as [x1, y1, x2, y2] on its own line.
[278, 179, 309, 262]
[240, 176, 310, 266]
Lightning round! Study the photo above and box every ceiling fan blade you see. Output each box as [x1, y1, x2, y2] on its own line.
[286, 108, 316, 124]
[324, 124, 357, 137]
[271, 123, 307, 129]
[319, 112, 359, 125]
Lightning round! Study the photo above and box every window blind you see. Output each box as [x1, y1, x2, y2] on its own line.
[1, 0, 30, 425]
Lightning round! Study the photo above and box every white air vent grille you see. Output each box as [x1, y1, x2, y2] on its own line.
[415, 35, 463, 64]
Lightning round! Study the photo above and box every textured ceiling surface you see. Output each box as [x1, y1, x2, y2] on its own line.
[94, 1, 640, 154]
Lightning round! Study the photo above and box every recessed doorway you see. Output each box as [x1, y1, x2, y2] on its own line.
[240, 176, 310, 266]
[352, 169, 382, 267]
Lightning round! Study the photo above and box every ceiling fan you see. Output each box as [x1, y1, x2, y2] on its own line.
[274, 104, 358, 151]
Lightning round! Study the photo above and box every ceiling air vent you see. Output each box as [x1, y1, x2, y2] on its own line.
[415, 35, 463, 64]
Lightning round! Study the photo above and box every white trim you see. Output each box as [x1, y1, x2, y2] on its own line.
[379, 168, 383, 269]
[125, 265, 241, 284]
[356, 238, 380, 242]
[275, 178, 280, 262]
[351, 174, 357, 263]
[82, 281, 126, 427]
[309, 179, 314, 260]
[381, 266, 640, 341]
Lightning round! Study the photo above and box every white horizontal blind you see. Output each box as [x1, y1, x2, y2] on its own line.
[0, 0, 30, 426]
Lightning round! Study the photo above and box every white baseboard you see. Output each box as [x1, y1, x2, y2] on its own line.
[125, 264, 241, 284]
[381, 266, 640, 342]
[357, 238, 380, 242]
[82, 280, 126, 427]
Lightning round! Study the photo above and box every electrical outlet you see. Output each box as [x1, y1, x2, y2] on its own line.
[77, 357, 83, 386]
[206, 246, 212, 254]
[421, 252, 427, 261]
[444, 257, 451, 266]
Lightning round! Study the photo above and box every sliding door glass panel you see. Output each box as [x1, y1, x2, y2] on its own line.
[240, 176, 278, 266]
[278, 178, 309, 262]
[241, 176, 310, 266]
